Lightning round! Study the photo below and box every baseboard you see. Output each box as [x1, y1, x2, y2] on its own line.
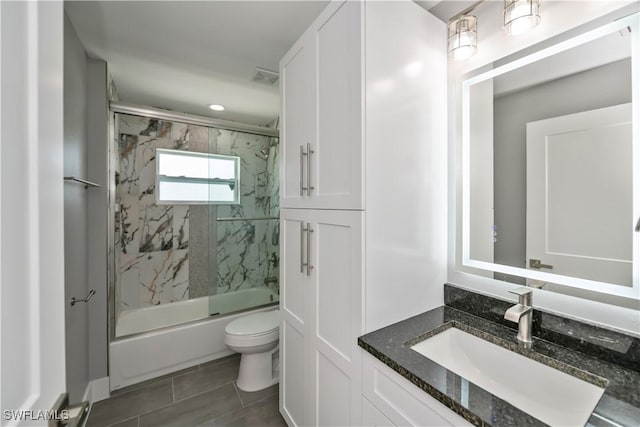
[82, 377, 110, 403]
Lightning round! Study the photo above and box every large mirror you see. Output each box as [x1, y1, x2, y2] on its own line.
[462, 12, 639, 307]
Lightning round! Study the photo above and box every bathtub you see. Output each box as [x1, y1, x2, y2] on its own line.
[109, 287, 279, 390]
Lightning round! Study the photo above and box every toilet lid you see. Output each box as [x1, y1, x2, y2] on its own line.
[225, 309, 280, 336]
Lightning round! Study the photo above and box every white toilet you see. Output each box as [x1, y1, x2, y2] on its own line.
[224, 309, 280, 392]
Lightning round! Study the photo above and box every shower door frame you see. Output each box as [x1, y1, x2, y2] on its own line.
[106, 102, 279, 345]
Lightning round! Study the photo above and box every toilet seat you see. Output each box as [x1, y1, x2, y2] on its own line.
[225, 309, 279, 337]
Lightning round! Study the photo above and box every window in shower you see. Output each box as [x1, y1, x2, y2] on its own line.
[156, 148, 240, 204]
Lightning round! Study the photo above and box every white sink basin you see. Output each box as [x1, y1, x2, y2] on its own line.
[411, 327, 605, 426]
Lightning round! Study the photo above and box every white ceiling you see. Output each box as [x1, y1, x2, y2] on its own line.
[65, 1, 330, 126]
[65, 1, 467, 126]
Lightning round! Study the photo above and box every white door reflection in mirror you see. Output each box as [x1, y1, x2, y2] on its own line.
[461, 11, 640, 302]
[526, 103, 632, 287]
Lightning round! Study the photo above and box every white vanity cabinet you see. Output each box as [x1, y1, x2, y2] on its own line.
[362, 352, 473, 427]
[279, 1, 448, 426]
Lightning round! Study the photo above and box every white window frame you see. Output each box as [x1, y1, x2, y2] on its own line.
[155, 148, 241, 205]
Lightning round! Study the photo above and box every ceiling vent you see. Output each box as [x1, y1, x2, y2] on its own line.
[251, 67, 280, 86]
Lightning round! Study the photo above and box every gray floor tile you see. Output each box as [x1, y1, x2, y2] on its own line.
[110, 365, 199, 397]
[173, 358, 240, 401]
[213, 394, 285, 427]
[199, 353, 240, 369]
[236, 384, 278, 408]
[87, 380, 173, 427]
[139, 383, 242, 427]
[107, 416, 139, 427]
[194, 421, 215, 427]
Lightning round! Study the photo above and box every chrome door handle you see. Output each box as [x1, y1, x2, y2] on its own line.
[306, 222, 314, 276]
[70, 289, 96, 306]
[306, 143, 314, 196]
[300, 222, 305, 273]
[299, 145, 305, 197]
[529, 259, 553, 269]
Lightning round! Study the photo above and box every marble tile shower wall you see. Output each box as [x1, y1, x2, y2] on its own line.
[114, 114, 279, 313]
[214, 130, 279, 296]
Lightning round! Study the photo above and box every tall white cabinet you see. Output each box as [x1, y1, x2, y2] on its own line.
[279, 2, 448, 426]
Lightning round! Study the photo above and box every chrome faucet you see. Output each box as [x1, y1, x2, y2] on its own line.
[504, 287, 533, 348]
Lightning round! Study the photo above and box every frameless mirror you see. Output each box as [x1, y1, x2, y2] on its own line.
[462, 13, 639, 306]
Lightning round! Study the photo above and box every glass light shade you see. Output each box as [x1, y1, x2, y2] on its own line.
[448, 15, 478, 61]
[504, 0, 541, 36]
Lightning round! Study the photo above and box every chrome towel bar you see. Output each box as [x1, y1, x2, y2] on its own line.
[64, 176, 101, 188]
[70, 290, 96, 306]
[216, 217, 279, 222]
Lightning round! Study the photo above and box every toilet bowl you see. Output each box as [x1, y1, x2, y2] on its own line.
[224, 309, 280, 392]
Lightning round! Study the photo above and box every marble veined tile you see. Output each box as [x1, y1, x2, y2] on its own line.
[118, 253, 141, 311]
[170, 123, 209, 152]
[172, 250, 190, 302]
[187, 125, 210, 153]
[216, 221, 264, 293]
[139, 194, 173, 253]
[171, 122, 189, 150]
[138, 249, 189, 306]
[117, 194, 140, 255]
[118, 133, 139, 196]
[140, 119, 172, 138]
[117, 114, 148, 136]
[173, 205, 189, 250]
[137, 136, 175, 198]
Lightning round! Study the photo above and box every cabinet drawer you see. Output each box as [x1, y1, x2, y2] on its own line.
[362, 352, 472, 427]
[362, 396, 394, 427]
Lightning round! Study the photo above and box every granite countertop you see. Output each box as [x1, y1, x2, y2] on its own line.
[358, 287, 640, 427]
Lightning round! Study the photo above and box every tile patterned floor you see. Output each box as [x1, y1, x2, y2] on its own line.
[86, 354, 286, 427]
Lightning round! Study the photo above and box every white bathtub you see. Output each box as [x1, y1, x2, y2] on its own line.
[109, 287, 279, 390]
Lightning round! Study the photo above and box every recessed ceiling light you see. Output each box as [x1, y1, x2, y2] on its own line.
[209, 104, 225, 111]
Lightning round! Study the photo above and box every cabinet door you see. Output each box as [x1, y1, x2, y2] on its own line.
[280, 209, 363, 426]
[279, 210, 311, 427]
[312, 0, 363, 210]
[307, 209, 363, 426]
[280, 1, 363, 210]
[280, 31, 316, 208]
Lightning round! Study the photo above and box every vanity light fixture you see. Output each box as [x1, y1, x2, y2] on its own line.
[504, 0, 541, 36]
[448, 15, 478, 61]
[208, 104, 225, 111]
[447, 0, 543, 60]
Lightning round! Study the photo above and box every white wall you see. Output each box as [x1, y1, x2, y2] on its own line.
[448, 1, 640, 336]
[1, 0, 66, 421]
[63, 12, 90, 403]
[64, 13, 110, 402]
[87, 59, 109, 386]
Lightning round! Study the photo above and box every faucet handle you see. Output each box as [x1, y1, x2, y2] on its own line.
[509, 287, 532, 306]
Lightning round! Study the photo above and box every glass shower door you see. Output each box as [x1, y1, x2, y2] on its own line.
[208, 128, 280, 317]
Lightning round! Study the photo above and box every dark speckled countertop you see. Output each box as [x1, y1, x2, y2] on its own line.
[358, 285, 640, 427]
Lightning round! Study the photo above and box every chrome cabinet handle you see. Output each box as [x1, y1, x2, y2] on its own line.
[299, 145, 305, 197]
[306, 222, 314, 276]
[635, 216, 640, 232]
[306, 143, 315, 196]
[300, 222, 305, 273]
[70, 289, 96, 306]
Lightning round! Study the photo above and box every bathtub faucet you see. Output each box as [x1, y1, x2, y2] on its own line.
[264, 277, 278, 286]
